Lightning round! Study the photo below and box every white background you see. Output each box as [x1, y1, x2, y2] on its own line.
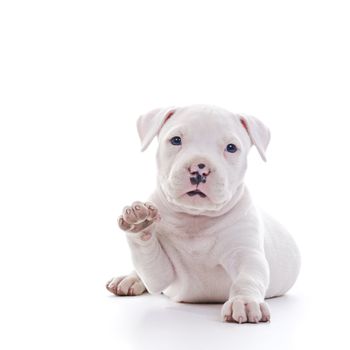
[1, 1, 350, 349]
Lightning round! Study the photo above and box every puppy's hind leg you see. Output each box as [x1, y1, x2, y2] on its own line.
[106, 271, 147, 296]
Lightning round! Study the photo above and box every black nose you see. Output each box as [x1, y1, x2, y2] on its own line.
[188, 163, 210, 185]
[190, 172, 206, 185]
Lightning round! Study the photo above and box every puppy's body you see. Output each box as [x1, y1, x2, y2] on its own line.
[126, 186, 300, 304]
[147, 187, 299, 303]
[107, 105, 300, 323]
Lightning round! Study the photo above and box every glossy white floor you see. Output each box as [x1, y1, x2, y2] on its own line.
[103, 292, 305, 350]
[100, 272, 346, 350]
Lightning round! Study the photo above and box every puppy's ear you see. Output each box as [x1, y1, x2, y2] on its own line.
[137, 107, 176, 151]
[240, 114, 271, 161]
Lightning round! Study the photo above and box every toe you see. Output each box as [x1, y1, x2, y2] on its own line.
[144, 202, 159, 221]
[260, 302, 271, 322]
[246, 302, 262, 323]
[106, 276, 125, 295]
[224, 315, 234, 322]
[123, 206, 138, 224]
[117, 277, 136, 296]
[232, 299, 247, 323]
[132, 201, 149, 223]
[131, 280, 146, 295]
[118, 215, 132, 231]
[106, 279, 113, 289]
[221, 299, 233, 321]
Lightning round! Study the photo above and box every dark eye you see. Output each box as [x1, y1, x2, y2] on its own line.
[170, 136, 182, 146]
[226, 143, 237, 153]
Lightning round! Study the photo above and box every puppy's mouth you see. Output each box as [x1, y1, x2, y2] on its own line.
[186, 189, 207, 198]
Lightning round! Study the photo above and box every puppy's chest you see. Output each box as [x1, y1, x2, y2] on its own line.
[158, 223, 218, 259]
[177, 235, 217, 257]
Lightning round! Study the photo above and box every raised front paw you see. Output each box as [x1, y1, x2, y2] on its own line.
[221, 296, 271, 324]
[118, 201, 160, 235]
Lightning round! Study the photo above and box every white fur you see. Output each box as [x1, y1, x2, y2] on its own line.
[108, 104, 300, 323]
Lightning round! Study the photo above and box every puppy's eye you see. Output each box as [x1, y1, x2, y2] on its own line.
[170, 136, 182, 146]
[226, 143, 237, 153]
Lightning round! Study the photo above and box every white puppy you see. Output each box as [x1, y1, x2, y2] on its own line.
[106, 105, 300, 323]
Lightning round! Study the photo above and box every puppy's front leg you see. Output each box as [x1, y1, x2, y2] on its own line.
[119, 201, 175, 294]
[221, 249, 270, 324]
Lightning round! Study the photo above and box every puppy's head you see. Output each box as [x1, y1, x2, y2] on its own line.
[137, 105, 270, 215]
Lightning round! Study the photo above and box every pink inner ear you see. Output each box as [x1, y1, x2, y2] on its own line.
[164, 110, 175, 124]
[160, 110, 176, 130]
[240, 118, 248, 132]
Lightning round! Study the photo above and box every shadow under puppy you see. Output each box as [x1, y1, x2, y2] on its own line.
[106, 104, 300, 324]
